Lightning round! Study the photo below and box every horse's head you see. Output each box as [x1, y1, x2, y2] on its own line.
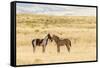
[47, 33, 53, 42]
[52, 34, 59, 40]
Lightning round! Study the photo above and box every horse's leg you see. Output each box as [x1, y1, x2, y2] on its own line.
[42, 45, 45, 53]
[44, 45, 47, 52]
[33, 45, 36, 52]
[65, 44, 70, 52]
[32, 42, 36, 53]
[57, 45, 60, 53]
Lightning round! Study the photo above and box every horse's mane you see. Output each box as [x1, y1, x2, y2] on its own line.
[53, 35, 60, 40]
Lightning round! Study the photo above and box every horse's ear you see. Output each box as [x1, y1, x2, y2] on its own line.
[48, 33, 50, 35]
[48, 33, 51, 36]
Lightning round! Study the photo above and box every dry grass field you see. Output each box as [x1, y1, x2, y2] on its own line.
[16, 14, 96, 65]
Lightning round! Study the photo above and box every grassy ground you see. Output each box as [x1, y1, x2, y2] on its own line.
[16, 14, 96, 65]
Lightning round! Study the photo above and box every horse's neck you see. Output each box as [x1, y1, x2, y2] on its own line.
[42, 35, 48, 42]
[44, 35, 48, 40]
[41, 35, 48, 45]
[54, 36, 60, 42]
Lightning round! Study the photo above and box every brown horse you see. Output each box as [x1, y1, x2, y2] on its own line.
[52, 34, 71, 53]
[32, 34, 52, 53]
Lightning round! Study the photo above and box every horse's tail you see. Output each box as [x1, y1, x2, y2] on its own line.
[32, 40, 34, 46]
[32, 39, 35, 52]
[65, 39, 71, 47]
[69, 40, 71, 47]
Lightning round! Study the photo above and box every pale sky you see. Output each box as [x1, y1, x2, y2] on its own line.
[16, 3, 96, 16]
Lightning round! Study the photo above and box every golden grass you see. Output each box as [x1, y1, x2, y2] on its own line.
[16, 14, 96, 65]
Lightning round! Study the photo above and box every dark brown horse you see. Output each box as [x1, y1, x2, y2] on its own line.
[32, 34, 52, 53]
[52, 34, 71, 53]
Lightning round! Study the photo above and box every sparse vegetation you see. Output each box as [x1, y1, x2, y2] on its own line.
[16, 14, 96, 65]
